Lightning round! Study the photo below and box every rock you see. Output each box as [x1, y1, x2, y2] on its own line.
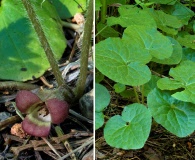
[79, 89, 93, 120]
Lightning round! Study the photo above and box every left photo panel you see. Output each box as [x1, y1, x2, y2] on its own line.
[0, 0, 94, 159]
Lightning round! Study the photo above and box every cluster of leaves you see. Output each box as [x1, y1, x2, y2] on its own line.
[95, 0, 195, 149]
[0, 0, 86, 81]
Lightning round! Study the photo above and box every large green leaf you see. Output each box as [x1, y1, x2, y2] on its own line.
[123, 25, 173, 60]
[104, 103, 152, 149]
[95, 37, 151, 86]
[107, 0, 127, 5]
[97, 22, 119, 38]
[145, 9, 182, 35]
[95, 112, 104, 130]
[152, 37, 182, 64]
[162, 2, 194, 25]
[107, 5, 156, 28]
[113, 83, 126, 93]
[51, 0, 87, 19]
[148, 88, 195, 137]
[95, 83, 111, 130]
[177, 33, 195, 49]
[157, 61, 195, 103]
[0, 0, 66, 81]
[95, 83, 110, 112]
[182, 48, 195, 62]
[148, 0, 177, 5]
[141, 75, 160, 96]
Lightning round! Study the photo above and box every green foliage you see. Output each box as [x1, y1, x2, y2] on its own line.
[107, 5, 156, 27]
[161, 2, 194, 25]
[157, 61, 195, 103]
[146, 9, 182, 35]
[51, 0, 87, 19]
[148, 0, 177, 5]
[96, 37, 151, 86]
[113, 83, 126, 93]
[97, 22, 119, 38]
[152, 37, 182, 64]
[95, 83, 111, 129]
[147, 88, 195, 137]
[96, 0, 195, 150]
[141, 75, 160, 96]
[104, 103, 152, 149]
[0, 0, 66, 81]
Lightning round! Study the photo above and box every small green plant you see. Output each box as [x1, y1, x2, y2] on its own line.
[95, 0, 195, 149]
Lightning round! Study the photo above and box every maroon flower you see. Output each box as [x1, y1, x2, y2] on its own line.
[15, 90, 69, 137]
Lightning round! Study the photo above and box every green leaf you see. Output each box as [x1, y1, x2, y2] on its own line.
[147, 88, 195, 137]
[145, 9, 182, 35]
[104, 103, 152, 149]
[95, 83, 111, 130]
[107, 0, 127, 5]
[177, 33, 195, 49]
[157, 78, 183, 90]
[95, 37, 151, 86]
[148, 0, 177, 5]
[95, 112, 104, 130]
[107, 5, 156, 28]
[51, 0, 87, 19]
[95, 70, 105, 83]
[152, 37, 182, 64]
[182, 48, 195, 62]
[120, 89, 135, 98]
[0, 0, 66, 81]
[113, 83, 126, 93]
[161, 2, 194, 25]
[157, 61, 195, 103]
[95, 83, 110, 112]
[123, 25, 173, 60]
[141, 75, 160, 96]
[95, 0, 102, 11]
[97, 22, 119, 38]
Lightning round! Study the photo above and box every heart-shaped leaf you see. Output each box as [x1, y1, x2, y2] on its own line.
[145, 9, 182, 35]
[161, 2, 194, 25]
[95, 112, 104, 130]
[107, 5, 156, 28]
[182, 48, 195, 62]
[157, 60, 195, 103]
[148, 0, 177, 5]
[104, 103, 152, 149]
[113, 83, 126, 93]
[95, 83, 110, 112]
[95, 83, 111, 130]
[96, 37, 151, 86]
[0, 0, 66, 81]
[123, 25, 173, 60]
[141, 75, 160, 96]
[147, 88, 195, 137]
[152, 37, 182, 64]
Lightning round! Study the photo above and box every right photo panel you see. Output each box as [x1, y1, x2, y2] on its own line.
[95, 0, 195, 159]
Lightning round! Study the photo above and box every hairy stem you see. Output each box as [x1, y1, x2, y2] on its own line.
[133, 86, 140, 103]
[100, 0, 107, 23]
[21, 0, 74, 102]
[75, 0, 93, 99]
[0, 81, 38, 90]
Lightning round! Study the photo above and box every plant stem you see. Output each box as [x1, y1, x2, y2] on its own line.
[189, 0, 192, 9]
[75, 0, 93, 99]
[21, 0, 74, 102]
[133, 86, 140, 103]
[0, 81, 38, 90]
[61, 21, 81, 31]
[100, 0, 107, 23]
[141, 85, 145, 104]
